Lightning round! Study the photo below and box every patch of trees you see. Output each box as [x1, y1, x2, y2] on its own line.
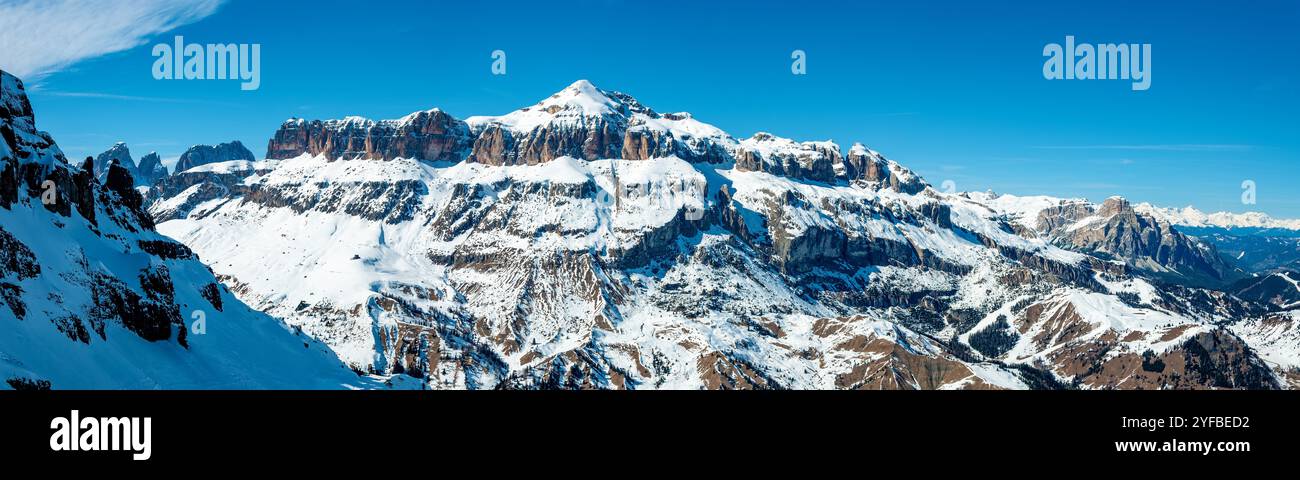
[969, 315, 1019, 359]
[1141, 349, 1166, 373]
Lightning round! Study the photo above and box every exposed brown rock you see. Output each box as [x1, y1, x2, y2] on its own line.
[267, 110, 472, 162]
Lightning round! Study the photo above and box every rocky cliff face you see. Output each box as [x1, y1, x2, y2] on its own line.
[262, 79, 926, 199]
[267, 109, 472, 162]
[730, 135, 927, 193]
[266, 81, 738, 167]
[734, 133, 838, 183]
[175, 140, 255, 173]
[0, 70, 379, 389]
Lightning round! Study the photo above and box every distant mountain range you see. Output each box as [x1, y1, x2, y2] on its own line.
[1137, 203, 1300, 231]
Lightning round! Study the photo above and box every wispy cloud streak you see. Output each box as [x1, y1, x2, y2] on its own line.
[0, 0, 224, 83]
[39, 90, 237, 106]
[1031, 144, 1256, 152]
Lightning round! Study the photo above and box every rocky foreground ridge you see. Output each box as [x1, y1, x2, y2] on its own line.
[0, 70, 383, 389]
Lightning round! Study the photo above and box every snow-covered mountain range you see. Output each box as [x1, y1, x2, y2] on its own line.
[121, 79, 1300, 390]
[3, 73, 1297, 389]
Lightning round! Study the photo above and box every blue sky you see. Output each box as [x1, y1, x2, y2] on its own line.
[6, 0, 1299, 216]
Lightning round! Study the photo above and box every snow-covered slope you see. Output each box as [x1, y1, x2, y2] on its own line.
[143, 80, 1297, 390]
[0, 70, 383, 390]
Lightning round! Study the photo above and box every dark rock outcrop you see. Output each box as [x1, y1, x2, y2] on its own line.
[175, 140, 255, 173]
[0, 225, 39, 280]
[105, 161, 142, 210]
[93, 142, 140, 183]
[93, 144, 166, 187]
[135, 151, 168, 185]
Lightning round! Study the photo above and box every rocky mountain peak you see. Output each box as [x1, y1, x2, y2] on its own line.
[540, 79, 621, 115]
[1029, 195, 1236, 286]
[1098, 196, 1133, 217]
[136, 151, 168, 185]
[176, 140, 256, 173]
[1, 70, 63, 169]
[93, 141, 138, 182]
[0, 71, 34, 127]
[530, 80, 652, 117]
[469, 80, 656, 133]
[91, 143, 171, 187]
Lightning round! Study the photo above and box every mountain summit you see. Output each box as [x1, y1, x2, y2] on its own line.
[520, 79, 630, 117]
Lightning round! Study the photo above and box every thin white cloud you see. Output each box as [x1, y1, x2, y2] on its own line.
[0, 0, 224, 83]
[1031, 144, 1255, 152]
[39, 90, 237, 106]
